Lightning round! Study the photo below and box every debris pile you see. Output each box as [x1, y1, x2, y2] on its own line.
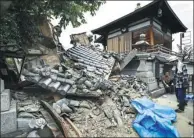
[18, 45, 150, 137]
[23, 46, 115, 98]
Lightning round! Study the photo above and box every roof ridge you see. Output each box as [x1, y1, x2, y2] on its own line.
[92, 0, 157, 33]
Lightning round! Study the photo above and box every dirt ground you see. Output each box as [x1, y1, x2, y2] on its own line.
[153, 93, 194, 137]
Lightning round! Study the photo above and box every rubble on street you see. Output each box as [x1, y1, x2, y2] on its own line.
[1, 45, 150, 137]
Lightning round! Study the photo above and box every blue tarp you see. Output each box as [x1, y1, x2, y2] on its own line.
[185, 94, 194, 101]
[131, 97, 180, 137]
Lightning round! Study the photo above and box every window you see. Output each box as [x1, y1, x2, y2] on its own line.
[132, 27, 150, 44]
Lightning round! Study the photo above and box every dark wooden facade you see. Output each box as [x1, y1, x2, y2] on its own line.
[92, 0, 187, 53]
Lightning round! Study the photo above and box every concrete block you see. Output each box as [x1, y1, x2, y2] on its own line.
[147, 82, 158, 91]
[1, 100, 17, 135]
[1, 89, 10, 112]
[0, 79, 4, 92]
[150, 88, 165, 98]
[142, 77, 156, 84]
[17, 118, 34, 132]
[1, 130, 24, 138]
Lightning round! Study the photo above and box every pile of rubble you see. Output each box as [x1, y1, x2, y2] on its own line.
[20, 45, 150, 137]
[1, 45, 150, 137]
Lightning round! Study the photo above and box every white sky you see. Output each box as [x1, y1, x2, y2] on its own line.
[51, 1, 193, 51]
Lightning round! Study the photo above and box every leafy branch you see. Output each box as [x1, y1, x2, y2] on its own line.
[0, 0, 105, 48]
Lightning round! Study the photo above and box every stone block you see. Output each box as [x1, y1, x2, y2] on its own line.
[1, 130, 24, 138]
[140, 77, 156, 84]
[1, 100, 17, 135]
[17, 118, 34, 132]
[147, 82, 158, 91]
[0, 79, 4, 92]
[150, 88, 165, 98]
[1, 89, 10, 112]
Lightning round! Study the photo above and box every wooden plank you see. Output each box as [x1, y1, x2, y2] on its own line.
[40, 110, 64, 137]
[115, 37, 118, 53]
[65, 117, 82, 137]
[120, 35, 124, 53]
[107, 39, 110, 51]
[111, 38, 113, 52]
[125, 33, 129, 52]
[118, 36, 121, 53]
[114, 38, 116, 52]
[128, 32, 132, 52]
[112, 38, 114, 52]
[110, 38, 113, 52]
[113, 37, 117, 53]
[123, 32, 132, 53]
[107, 39, 112, 52]
[107, 40, 109, 51]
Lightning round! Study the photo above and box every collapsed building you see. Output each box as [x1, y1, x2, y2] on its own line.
[1, 42, 151, 137]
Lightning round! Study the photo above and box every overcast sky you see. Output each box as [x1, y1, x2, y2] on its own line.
[51, 1, 193, 51]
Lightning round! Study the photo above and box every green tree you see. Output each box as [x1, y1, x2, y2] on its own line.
[0, 0, 105, 47]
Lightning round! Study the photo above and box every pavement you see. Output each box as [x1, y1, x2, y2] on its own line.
[153, 93, 194, 137]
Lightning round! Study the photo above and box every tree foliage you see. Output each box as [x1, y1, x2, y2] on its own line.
[0, 0, 105, 47]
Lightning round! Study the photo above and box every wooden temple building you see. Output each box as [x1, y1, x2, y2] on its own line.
[92, 0, 194, 95]
[92, 0, 187, 53]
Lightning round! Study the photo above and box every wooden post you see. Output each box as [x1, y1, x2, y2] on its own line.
[150, 27, 154, 46]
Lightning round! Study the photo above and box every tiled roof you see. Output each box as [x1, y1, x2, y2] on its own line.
[23, 46, 115, 97]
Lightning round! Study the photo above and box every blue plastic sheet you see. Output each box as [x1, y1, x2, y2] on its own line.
[185, 94, 194, 101]
[131, 97, 180, 137]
